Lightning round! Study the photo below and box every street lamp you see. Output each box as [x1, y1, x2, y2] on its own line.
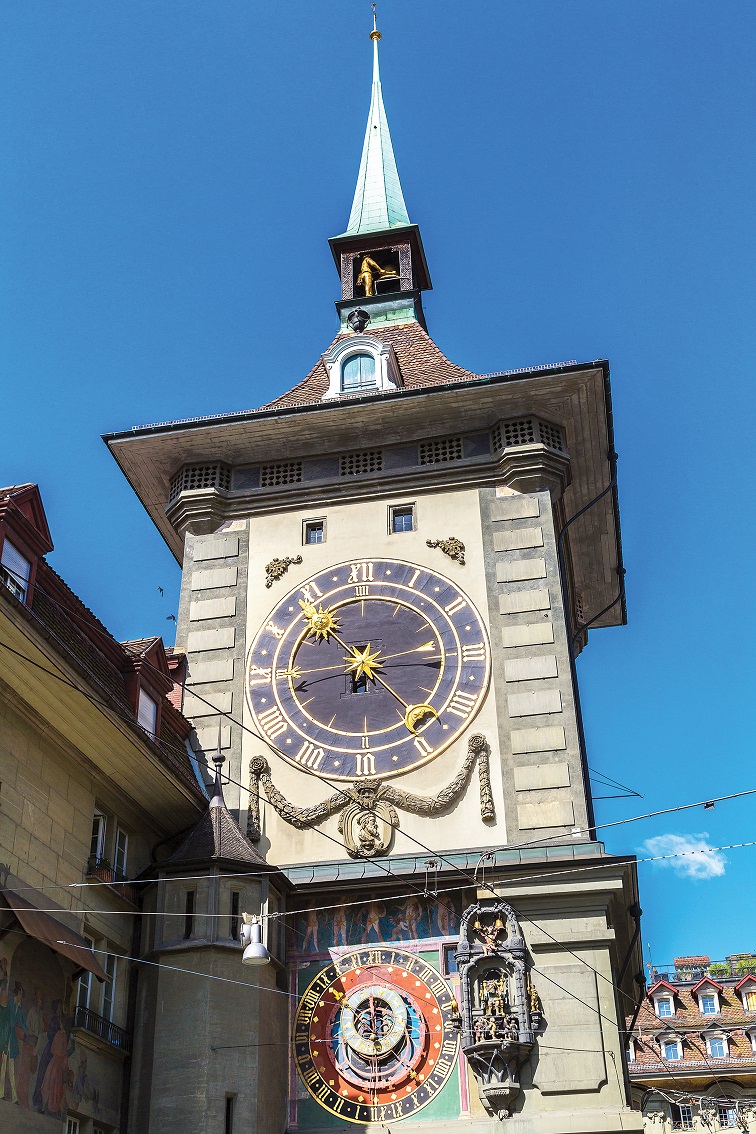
[241, 913, 270, 966]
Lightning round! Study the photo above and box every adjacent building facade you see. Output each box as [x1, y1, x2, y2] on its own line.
[627, 955, 756, 1131]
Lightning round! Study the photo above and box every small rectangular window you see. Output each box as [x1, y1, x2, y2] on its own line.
[0, 539, 31, 602]
[701, 994, 717, 1014]
[89, 813, 106, 863]
[657, 998, 673, 1017]
[225, 1094, 236, 1134]
[102, 952, 117, 1022]
[719, 1105, 737, 1128]
[708, 1036, 726, 1058]
[303, 520, 325, 545]
[138, 689, 158, 737]
[663, 1040, 680, 1061]
[390, 505, 415, 534]
[745, 990, 756, 1011]
[230, 891, 241, 940]
[184, 890, 195, 939]
[114, 828, 128, 878]
[66, 1118, 81, 1134]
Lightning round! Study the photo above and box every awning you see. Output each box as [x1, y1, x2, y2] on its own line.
[0, 887, 109, 983]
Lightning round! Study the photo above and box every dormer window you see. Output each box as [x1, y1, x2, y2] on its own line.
[0, 539, 31, 602]
[342, 353, 377, 392]
[321, 334, 402, 401]
[699, 992, 718, 1015]
[706, 1034, 727, 1058]
[138, 688, 158, 738]
[662, 1038, 681, 1060]
[737, 976, 756, 1011]
[656, 997, 674, 1018]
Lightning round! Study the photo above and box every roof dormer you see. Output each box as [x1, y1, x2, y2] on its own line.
[0, 484, 53, 606]
[648, 979, 678, 1018]
[736, 974, 756, 1013]
[692, 975, 723, 1016]
[321, 334, 403, 401]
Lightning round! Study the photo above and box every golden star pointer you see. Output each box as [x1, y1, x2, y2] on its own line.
[343, 643, 383, 682]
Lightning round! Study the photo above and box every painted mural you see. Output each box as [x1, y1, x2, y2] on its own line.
[288, 890, 471, 956]
[0, 934, 107, 1120]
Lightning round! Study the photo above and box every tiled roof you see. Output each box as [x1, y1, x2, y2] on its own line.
[121, 637, 161, 656]
[0, 484, 36, 499]
[627, 983, 756, 1070]
[167, 771, 272, 868]
[260, 321, 482, 412]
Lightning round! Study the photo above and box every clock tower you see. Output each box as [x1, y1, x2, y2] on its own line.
[106, 17, 643, 1134]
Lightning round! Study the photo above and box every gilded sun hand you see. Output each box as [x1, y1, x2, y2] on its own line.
[299, 599, 341, 641]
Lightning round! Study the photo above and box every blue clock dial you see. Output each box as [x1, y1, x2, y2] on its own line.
[246, 558, 490, 780]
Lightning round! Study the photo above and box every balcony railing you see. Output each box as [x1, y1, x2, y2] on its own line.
[74, 1006, 131, 1052]
[86, 857, 138, 905]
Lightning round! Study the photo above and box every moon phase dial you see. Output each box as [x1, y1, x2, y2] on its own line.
[246, 558, 491, 779]
[293, 947, 460, 1124]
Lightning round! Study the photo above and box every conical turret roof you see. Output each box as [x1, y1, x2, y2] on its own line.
[343, 18, 410, 236]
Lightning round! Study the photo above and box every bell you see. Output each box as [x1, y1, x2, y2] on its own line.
[241, 916, 270, 966]
[494, 918, 504, 930]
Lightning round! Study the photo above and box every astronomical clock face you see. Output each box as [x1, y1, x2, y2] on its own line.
[246, 558, 491, 780]
[293, 946, 460, 1124]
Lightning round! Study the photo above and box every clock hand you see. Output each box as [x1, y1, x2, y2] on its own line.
[291, 642, 440, 679]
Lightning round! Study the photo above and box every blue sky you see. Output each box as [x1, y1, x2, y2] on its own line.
[1, 1, 754, 967]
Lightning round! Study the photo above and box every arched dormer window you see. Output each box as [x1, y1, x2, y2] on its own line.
[321, 334, 402, 401]
[342, 353, 376, 392]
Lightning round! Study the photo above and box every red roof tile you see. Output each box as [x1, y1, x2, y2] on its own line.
[260, 321, 482, 411]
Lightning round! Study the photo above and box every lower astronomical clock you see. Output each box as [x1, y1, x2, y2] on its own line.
[293, 946, 461, 1124]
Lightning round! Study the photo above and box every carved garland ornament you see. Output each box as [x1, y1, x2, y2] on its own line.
[247, 733, 494, 856]
[264, 555, 303, 588]
[426, 537, 466, 566]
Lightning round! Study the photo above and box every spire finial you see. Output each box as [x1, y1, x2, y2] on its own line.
[343, 3, 410, 236]
[209, 717, 226, 807]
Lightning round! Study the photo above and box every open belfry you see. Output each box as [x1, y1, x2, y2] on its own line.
[105, 15, 643, 1134]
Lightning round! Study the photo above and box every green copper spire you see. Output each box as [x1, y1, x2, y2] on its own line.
[344, 12, 411, 236]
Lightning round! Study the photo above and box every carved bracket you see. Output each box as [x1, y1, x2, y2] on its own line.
[426, 537, 466, 566]
[247, 734, 494, 855]
[265, 555, 303, 588]
[455, 899, 543, 1119]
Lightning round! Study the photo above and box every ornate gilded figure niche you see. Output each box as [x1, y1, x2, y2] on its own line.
[455, 899, 543, 1119]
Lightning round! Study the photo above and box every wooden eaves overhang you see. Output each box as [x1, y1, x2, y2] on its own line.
[103, 360, 626, 633]
[0, 588, 204, 834]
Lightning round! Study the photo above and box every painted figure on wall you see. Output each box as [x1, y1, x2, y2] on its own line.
[290, 891, 468, 954]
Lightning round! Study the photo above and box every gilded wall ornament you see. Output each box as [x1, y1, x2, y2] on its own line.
[247, 733, 494, 855]
[426, 536, 466, 566]
[455, 899, 544, 1119]
[264, 555, 303, 588]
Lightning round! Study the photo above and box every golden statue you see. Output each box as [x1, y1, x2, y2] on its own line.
[356, 255, 399, 297]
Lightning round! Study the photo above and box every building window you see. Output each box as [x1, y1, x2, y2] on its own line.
[89, 813, 106, 863]
[744, 989, 756, 1011]
[225, 1094, 236, 1134]
[671, 1104, 694, 1130]
[303, 520, 325, 545]
[101, 953, 117, 1022]
[138, 689, 158, 737]
[657, 998, 673, 1017]
[390, 504, 415, 533]
[230, 891, 241, 940]
[708, 1036, 727, 1058]
[66, 1118, 81, 1134]
[0, 539, 31, 602]
[700, 994, 717, 1014]
[663, 1039, 681, 1061]
[114, 828, 128, 878]
[341, 353, 376, 392]
[76, 936, 96, 1012]
[718, 1105, 737, 1128]
[184, 890, 195, 939]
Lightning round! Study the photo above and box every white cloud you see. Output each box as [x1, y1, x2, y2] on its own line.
[640, 833, 727, 881]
